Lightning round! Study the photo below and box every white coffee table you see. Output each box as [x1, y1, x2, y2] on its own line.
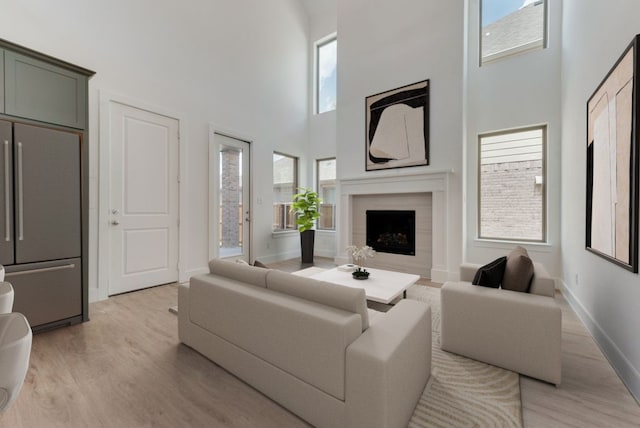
[310, 267, 419, 304]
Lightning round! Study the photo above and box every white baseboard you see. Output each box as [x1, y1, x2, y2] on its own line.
[561, 281, 640, 402]
[253, 251, 300, 265]
[314, 249, 336, 259]
[88, 287, 105, 303]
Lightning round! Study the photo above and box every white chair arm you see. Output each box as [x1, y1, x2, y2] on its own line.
[530, 262, 555, 297]
[460, 263, 481, 282]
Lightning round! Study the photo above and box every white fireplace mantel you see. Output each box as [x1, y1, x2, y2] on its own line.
[336, 169, 453, 282]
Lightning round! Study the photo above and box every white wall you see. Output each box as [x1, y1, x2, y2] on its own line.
[464, 0, 563, 275]
[336, 0, 464, 277]
[0, 0, 309, 296]
[561, 0, 640, 400]
[306, 2, 338, 258]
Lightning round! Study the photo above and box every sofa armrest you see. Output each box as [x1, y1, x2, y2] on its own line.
[441, 281, 561, 384]
[531, 262, 555, 297]
[460, 262, 481, 282]
[346, 300, 431, 428]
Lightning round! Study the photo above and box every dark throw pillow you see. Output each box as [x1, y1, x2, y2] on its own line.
[253, 260, 269, 269]
[502, 246, 534, 293]
[472, 256, 507, 288]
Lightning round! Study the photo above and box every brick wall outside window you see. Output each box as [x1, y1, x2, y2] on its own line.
[480, 159, 543, 240]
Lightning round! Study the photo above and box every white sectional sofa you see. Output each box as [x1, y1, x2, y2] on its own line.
[441, 262, 561, 385]
[178, 259, 432, 428]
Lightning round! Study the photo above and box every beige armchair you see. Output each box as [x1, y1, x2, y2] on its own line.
[441, 262, 561, 385]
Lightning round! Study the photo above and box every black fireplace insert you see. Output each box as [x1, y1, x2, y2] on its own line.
[366, 210, 416, 256]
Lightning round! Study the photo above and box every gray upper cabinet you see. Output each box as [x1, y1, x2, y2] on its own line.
[4, 51, 87, 129]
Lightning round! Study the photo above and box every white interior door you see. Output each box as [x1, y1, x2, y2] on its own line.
[109, 102, 179, 295]
[213, 133, 250, 262]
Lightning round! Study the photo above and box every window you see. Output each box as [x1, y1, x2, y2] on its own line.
[478, 126, 546, 242]
[273, 153, 298, 231]
[480, 0, 547, 65]
[316, 35, 337, 114]
[316, 158, 336, 230]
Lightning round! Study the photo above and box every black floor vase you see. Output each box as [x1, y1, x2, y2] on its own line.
[300, 230, 315, 264]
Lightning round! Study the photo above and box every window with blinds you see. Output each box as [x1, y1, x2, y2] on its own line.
[478, 126, 546, 241]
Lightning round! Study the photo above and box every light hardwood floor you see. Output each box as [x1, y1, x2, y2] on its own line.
[1, 258, 639, 427]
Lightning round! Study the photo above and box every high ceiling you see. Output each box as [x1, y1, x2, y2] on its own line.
[299, 0, 336, 17]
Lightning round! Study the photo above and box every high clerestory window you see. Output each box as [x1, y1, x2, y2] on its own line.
[315, 35, 337, 114]
[478, 126, 546, 242]
[480, 0, 547, 65]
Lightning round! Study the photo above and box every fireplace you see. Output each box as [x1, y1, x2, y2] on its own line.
[337, 171, 451, 281]
[366, 210, 416, 256]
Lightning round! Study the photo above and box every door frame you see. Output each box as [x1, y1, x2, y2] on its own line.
[97, 91, 188, 302]
[208, 123, 253, 263]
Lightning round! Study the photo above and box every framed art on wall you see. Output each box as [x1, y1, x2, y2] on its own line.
[586, 34, 640, 272]
[365, 80, 429, 171]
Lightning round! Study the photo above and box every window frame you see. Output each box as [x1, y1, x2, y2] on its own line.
[316, 157, 336, 231]
[479, 0, 548, 66]
[477, 125, 548, 243]
[272, 152, 299, 232]
[315, 33, 337, 114]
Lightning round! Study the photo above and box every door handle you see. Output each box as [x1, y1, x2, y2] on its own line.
[5, 263, 76, 277]
[17, 142, 24, 241]
[3, 140, 9, 242]
[111, 209, 120, 225]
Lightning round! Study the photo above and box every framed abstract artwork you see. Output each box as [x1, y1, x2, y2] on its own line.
[586, 34, 640, 272]
[365, 80, 429, 171]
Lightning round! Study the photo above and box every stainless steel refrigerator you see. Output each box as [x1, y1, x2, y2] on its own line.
[0, 120, 83, 330]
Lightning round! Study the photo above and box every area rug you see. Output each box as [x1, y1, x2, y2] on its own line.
[406, 285, 523, 428]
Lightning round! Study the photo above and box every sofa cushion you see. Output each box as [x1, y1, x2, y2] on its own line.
[502, 246, 534, 293]
[189, 274, 362, 401]
[472, 256, 507, 288]
[266, 270, 370, 331]
[208, 259, 269, 288]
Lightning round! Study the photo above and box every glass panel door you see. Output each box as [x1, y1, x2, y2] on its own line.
[216, 134, 250, 261]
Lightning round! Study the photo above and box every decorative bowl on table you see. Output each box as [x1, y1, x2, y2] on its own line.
[352, 268, 370, 280]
